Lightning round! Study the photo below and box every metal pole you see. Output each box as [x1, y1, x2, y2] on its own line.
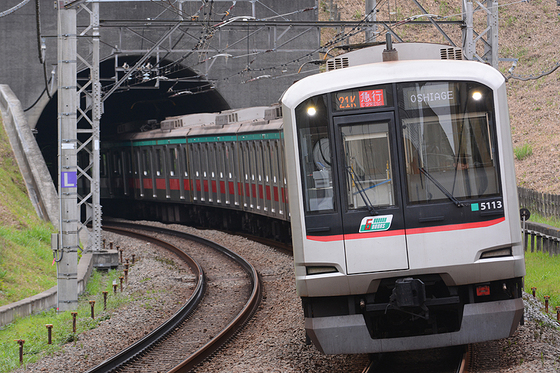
[57, 0, 79, 312]
[91, 1, 102, 252]
[365, 0, 377, 42]
[463, 0, 474, 60]
[487, 0, 499, 68]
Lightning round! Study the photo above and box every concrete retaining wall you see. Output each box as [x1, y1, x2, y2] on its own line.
[0, 86, 93, 326]
[0, 84, 59, 226]
[0, 253, 93, 327]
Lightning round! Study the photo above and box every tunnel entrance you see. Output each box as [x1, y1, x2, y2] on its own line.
[35, 56, 230, 182]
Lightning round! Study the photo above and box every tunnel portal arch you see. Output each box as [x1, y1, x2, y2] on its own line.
[35, 56, 230, 182]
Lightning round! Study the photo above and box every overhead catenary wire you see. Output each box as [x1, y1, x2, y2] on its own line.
[35, 0, 52, 100]
[49, 0, 555, 97]
[215, 0, 549, 85]
[0, 0, 30, 18]
[505, 62, 560, 82]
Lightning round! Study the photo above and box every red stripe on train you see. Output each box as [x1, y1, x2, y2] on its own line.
[306, 218, 506, 242]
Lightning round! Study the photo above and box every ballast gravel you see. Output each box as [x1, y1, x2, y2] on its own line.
[12, 222, 560, 372]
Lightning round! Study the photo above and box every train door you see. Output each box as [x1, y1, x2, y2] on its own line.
[208, 143, 218, 204]
[141, 148, 154, 198]
[255, 141, 266, 214]
[180, 144, 190, 201]
[269, 139, 281, 218]
[192, 143, 204, 202]
[224, 142, 239, 208]
[123, 150, 132, 196]
[168, 146, 180, 199]
[217, 143, 229, 207]
[154, 147, 165, 199]
[135, 149, 144, 198]
[334, 112, 409, 274]
[262, 140, 272, 216]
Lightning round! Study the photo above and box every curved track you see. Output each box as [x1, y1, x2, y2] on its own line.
[85, 222, 262, 373]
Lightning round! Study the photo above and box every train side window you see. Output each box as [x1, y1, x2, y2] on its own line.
[182, 146, 189, 177]
[113, 151, 122, 175]
[124, 151, 132, 174]
[225, 143, 234, 180]
[169, 147, 178, 177]
[134, 149, 141, 175]
[142, 149, 150, 176]
[295, 95, 335, 213]
[155, 148, 163, 176]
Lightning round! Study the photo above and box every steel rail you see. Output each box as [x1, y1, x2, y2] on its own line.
[83, 224, 206, 373]
[88, 221, 263, 373]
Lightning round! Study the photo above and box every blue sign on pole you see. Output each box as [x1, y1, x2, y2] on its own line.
[61, 172, 77, 188]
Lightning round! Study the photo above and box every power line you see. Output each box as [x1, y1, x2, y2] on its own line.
[0, 0, 30, 18]
[505, 61, 560, 82]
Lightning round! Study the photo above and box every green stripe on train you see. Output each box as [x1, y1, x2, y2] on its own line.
[124, 132, 282, 147]
[188, 132, 281, 143]
[188, 135, 238, 143]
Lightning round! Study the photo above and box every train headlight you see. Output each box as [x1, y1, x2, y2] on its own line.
[472, 91, 483, 101]
[307, 106, 317, 116]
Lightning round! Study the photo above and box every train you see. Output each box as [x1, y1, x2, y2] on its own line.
[100, 104, 291, 241]
[101, 42, 525, 355]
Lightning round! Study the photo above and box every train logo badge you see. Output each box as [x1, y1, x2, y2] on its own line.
[359, 215, 393, 233]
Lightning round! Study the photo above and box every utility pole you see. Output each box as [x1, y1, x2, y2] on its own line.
[56, 0, 79, 312]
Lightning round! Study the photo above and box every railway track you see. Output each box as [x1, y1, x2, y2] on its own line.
[85, 221, 262, 373]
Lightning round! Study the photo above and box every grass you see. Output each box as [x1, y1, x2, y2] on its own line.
[525, 250, 560, 316]
[0, 269, 129, 372]
[524, 212, 560, 321]
[0, 224, 57, 306]
[0, 118, 57, 306]
[514, 143, 533, 161]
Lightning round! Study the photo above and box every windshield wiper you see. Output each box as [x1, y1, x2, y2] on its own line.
[419, 167, 464, 208]
[346, 166, 378, 215]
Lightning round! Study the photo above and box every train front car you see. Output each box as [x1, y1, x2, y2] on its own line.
[281, 44, 525, 354]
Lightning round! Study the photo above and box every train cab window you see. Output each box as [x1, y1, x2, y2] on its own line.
[341, 122, 395, 209]
[295, 95, 335, 213]
[169, 147, 178, 177]
[399, 81, 500, 204]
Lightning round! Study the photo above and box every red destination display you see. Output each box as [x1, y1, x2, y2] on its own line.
[359, 89, 384, 107]
[335, 89, 386, 110]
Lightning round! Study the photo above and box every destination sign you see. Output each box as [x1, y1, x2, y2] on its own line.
[335, 89, 387, 110]
[403, 83, 458, 110]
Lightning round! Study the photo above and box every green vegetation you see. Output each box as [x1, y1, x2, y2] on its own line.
[525, 212, 560, 227]
[524, 212, 560, 323]
[0, 119, 56, 306]
[514, 143, 533, 161]
[0, 269, 128, 372]
[525, 250, 560, 317]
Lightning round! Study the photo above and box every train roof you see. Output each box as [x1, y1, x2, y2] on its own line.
[113, 104, 283, 143]
[325, 42, 463, 70]
[282, 47, 505, 109]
